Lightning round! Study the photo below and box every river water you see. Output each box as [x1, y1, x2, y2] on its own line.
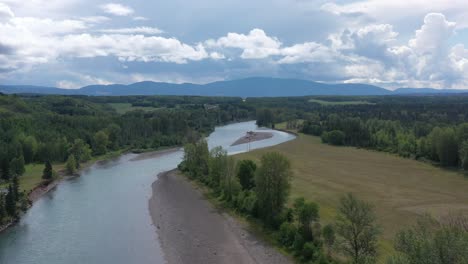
[0, 121, 295, 264]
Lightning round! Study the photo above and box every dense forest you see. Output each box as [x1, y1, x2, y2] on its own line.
[0, 93, 255, 224]
[255, 95, 468, 172]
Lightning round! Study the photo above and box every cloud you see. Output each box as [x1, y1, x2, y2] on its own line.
[0, 3, 14, 19]
[80, 16, 110, 24]
[98, 27, 163, 35]
[133, 16, 148, 21]
[207, 28, 282, 59]
[321, 0, 468, 29]
[100, 3, 134, 16]
[56, 73, 112, 89]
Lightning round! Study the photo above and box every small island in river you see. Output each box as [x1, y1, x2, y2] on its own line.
[231, 131, 273, 146]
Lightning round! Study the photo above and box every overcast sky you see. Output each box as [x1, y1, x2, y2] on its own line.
[0, 0, 467, 89]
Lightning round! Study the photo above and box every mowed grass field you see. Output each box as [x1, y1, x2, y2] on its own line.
[235, 132, 468, 258]
[308, 98, 375, 105]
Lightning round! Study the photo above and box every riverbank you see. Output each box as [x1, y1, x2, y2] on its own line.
[150, 169, 292, 264]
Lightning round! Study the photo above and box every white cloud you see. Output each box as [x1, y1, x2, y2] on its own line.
[0, 3, 14, 19]
[208, 28, 282, 59]
[321, 0, 468, 29]
[98, 27, 163, 35]
[133, 16, 148, 21]
[56, 73, 112, 89]
[100, 3, 134, 16]
[80, 16, 110, 24]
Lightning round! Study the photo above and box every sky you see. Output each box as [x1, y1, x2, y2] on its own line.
[0, 0, 467, 90]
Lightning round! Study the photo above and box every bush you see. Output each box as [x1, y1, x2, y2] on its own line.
[278, 222, 297, 247]
[321, 130, 345, 145]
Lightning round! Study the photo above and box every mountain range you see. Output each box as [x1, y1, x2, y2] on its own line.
[1, 77, 467, 97]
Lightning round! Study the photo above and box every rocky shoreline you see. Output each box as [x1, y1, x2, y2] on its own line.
[149, 169, 292, 264]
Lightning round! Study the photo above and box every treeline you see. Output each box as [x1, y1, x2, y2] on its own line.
[250, 95, 468, 171]
[301, 114, 468, 171]
[0, 94, 254, 223]
[179, 142, 386, 263]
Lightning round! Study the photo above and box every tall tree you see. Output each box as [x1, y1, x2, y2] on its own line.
[336, 193, 379, 264]
[1, 158, 11, 181]
[10, 155, 25, 176]
[236, 159, 257, 190]
[66, 154, 77, 175]
[221, 157, 240, 202]
[294, 197, 319, 240]
[42, 161, 53, 180]
[68, 139, 92, 168]
[12, 175, 20, 200]
[93, 130, 109, 155]
[255, 152, 292, 226]
[5, 185, 16, 217]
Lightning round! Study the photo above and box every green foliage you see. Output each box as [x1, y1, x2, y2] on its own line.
[10, 155, 25, 176]
[42, 161, 53, 180]
[236, 159, 256, 190]
[459, 140, 468, 171]
[390, 215, 468, 264]
[322, 224, 336, 253]
[278, 221, 297, 247]
[321, 130, 346, 146]
[66, 154, 77, 175]
[208, 146, 228, 187]
[93, 130, 109, 155]
[68, 139, 92, 168]
[293, 197, 320, 240]
[1, 158, 11, 181]
[255, 152, 292, 227]
[336, 193, 379, 264]
[220, 157, 241, 202]
[5, 185, 16, 217]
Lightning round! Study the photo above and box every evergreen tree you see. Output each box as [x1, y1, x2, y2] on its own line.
[1, 158, 11, 181]
[12, 175, 20, 200]
[42, 161, 53, 180]
[236, 159, 257, 190]
[0, 194, 6, 223]
[10, 155, 25, 176]
[5, 185, 16, 217]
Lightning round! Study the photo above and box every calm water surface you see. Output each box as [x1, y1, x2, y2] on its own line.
[0, 121, 294, 264]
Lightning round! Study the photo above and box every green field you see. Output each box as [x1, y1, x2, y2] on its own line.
[108, 103, 160, 114]
[308, 98, 375, 105]
[235, 132, 468, 258]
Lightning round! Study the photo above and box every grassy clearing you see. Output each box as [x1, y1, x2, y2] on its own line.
[308, 98, 374, 105]
[108, 103, 160, 114]
[235, 132, 468, 260]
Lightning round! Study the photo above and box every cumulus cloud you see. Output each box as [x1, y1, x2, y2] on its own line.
[0, 3, 14, 19]
[100, 3, 134, 16]
[207, 29, 282, 59]
[98, 27, 163, 35]
[321, 0, 468, 29]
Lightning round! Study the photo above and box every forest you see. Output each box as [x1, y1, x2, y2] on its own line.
[1, 93, 467, 263]
[0, 93, 254, 224]
[255, 95, 468, 172]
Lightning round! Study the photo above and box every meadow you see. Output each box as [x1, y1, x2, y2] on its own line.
[235, 131, 468, 257]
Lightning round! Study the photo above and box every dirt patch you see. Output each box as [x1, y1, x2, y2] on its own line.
[231, 131, 273, 146]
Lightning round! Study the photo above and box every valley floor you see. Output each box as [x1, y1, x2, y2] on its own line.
[236, 133, 468, 257]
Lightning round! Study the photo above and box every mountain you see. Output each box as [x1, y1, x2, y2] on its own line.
[1, 77, 467, 97]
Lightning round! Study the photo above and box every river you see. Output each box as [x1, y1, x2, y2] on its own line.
[0, 121, 295, 264]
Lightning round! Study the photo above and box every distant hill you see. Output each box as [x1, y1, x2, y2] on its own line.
[1, 77, 467, 97]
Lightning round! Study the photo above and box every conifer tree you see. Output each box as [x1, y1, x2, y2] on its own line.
[42, 161, 53, 180]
